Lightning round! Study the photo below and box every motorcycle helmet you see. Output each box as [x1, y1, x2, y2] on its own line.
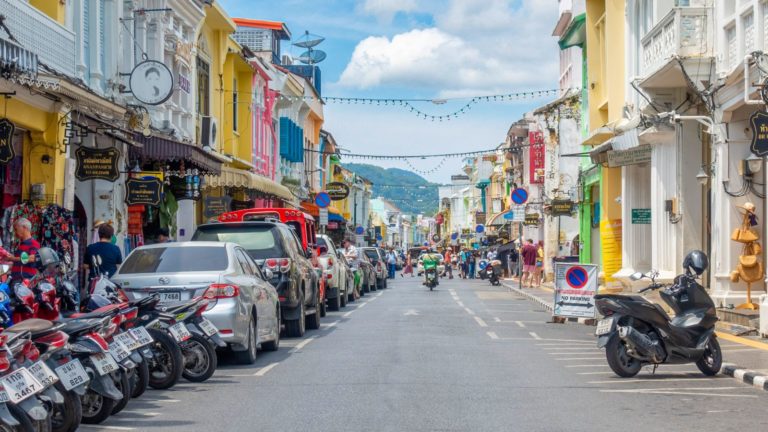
[683, 250, 708, 276]
[36, 247, 60, 268]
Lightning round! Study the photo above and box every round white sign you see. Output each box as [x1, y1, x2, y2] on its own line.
[129, 60, 174, 105]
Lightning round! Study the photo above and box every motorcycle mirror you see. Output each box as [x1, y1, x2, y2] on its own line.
[629, 272, 644, 281]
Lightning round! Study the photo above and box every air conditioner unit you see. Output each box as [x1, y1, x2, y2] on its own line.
[201, 116, 219, 151]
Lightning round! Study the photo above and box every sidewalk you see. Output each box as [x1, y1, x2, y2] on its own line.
[501, 277, 768, 392]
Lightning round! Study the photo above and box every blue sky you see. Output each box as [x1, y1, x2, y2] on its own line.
[219, 0, 561, 183]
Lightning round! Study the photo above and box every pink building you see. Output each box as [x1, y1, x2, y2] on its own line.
[250, 58, 278, 180]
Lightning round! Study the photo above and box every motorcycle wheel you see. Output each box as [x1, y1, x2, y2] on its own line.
[605, 333, 642, 378]
[696, 337, 722, 376]
[80, 389, 116, 425]
[51, 383, 82, 432]
[6, 403, 35, 432]
[182, 334, 218, 382]
[147, 328, 184, 390]
[131, 359, 149, 399]
[110, 370, 131, 415]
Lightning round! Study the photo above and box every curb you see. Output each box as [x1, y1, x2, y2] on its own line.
[721, 363, 768, 392]
[502, 281, 595, 325]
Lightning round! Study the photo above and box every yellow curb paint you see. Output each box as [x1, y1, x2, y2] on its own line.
[716, 332, 768, 351]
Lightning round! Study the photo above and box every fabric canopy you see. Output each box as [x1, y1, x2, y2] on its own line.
[203, 166, 293, 202]
[131, 133, 222, 174]
[328, 212, 345, 223]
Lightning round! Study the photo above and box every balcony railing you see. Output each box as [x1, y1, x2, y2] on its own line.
[0, 0, 75, 77]
[640, 7, 712, 78]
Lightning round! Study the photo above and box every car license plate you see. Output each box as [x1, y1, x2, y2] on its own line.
[168, 322, 192, 342]
[198, 318, 218, 337]
[114, 331, 141, 351]
[90, 353, 119, 376]
[595, 317, 614, 336]
[0, 367, 44, 404]
[159, 292, 181, 303]
[28, 361, 58, 389]
[129, 327, 154, 347]
[54, 359, 89, 391]
[109, 340, 132, 363]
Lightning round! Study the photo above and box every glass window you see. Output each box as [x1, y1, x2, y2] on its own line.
[235, 250, 253, 275]
[119, 247, 228, 274]
[233, 78, 238, 131]
[192, 225, 286, 260]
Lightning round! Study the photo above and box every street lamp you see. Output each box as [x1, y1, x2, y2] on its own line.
[744, 153, 763, 177]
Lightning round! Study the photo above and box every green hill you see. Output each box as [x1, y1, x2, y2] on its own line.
[343, 163, 439, 216]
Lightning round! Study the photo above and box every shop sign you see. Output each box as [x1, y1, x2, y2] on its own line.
[524, 213, 540, 226]
[231, 200, 252, 211]
[75, 147, 120, 182]
[203, 196, 232, 220]
[325, 182, 350, 200]
[178, 74, 191, 94]
[475, 212, 486, 225]
[0, 118, 15, 164]
[125, 178, 162, 206]
[607, 145, 652, 168]
[129, 60, 174, 106]
[631, 208, 651, 224]
[327, 222, 339, 230]
[529, 131, 545, 184]
[551, 199, 574, 217]
[750, 111, 768, 156]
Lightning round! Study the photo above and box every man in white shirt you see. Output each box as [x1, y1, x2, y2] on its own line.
[343, 240, 362, 296]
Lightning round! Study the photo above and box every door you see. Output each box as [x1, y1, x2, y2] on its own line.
[234, 248, 261, 337]
[245, 252, 277, 338]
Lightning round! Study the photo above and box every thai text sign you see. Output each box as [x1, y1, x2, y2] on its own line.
[125, 178, 162, 206]
[750, 111, 768, 156]
[75, 147, 121, 182]
[551, 199, 573, 217]
[0, 119, 15, 164]
[325, 182, 350, 200]
[607, 145, 652, 168]
[529, 131, 545, 184]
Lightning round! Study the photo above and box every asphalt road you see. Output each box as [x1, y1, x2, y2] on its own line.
[84, 276, 768, 432]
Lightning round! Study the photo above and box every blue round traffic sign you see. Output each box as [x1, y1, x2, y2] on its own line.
[475, 224, 485, 233]
[565, 266, 588, 289]
[376, 235, 383, 241]
[315, 192, 331, 208]
[451, 232, 458, 240]
[511, 188, 528, 205]
[355, 226, 365, 235]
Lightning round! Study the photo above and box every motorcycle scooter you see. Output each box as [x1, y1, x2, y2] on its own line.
[594, 250, 721, 378]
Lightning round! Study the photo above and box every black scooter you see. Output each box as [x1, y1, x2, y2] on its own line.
[594, 251, 721, 378]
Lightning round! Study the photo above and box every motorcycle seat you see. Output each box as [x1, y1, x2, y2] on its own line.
[69, 305, 120, 320]
[4, 318, 64, 338]
[56, 318, 105, 336]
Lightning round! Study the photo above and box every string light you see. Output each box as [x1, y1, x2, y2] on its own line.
[304, 147, 511, 159]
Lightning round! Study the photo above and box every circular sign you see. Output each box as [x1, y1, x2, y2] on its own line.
[355, 226, 365, 235]
[475, 224, 485, 234]
[450, 232, 458, 240]
[503, 211, 515, 220]
[315, 192, 331, 208]
[376, 234, 383, 241]
[129, 60, 174, 105]
[511, 188, 528, 205]
[325, 182, 350, 200]
[423, 242, 429, 247]
[565, 266, 589, 289]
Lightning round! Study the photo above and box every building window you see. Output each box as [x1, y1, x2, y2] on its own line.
[233, 78, 238, 132]
[196, 57, 210, 116]
[726, 24, 738, 70]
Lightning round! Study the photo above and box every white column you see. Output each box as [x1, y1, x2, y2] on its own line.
[651, 132, 680, 281]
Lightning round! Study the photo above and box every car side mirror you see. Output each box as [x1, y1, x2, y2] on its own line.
[264, 269, 274, 280]
[629, 272, 644, 281]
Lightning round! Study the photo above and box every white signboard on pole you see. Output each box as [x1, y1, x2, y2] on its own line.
[512, 205, 525, 222]
[553, 263, 598, 319]
[319, 208, 329, 226]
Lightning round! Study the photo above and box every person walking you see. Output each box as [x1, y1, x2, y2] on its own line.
[509, 245, 519, 278]
[468, 251, 477, 279]
[83, 224, 123, 279]
[534, 241, 545, 288]
[459, 248, 468, 279]
[521, 239, 537, 288]
[444, 248, 453, 279]
[386, 248, 397, 279]
[401, 256, 414, 277]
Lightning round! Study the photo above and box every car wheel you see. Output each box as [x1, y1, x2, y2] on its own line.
[383, 277, 388, 289]
[340, 284, 348, 307]
[306, 290, 321, 330]
[234, 316, 258, 365]
[262, 306, 281, 352]
[285, 299, 306, 338]
[320, 293, 327, 317]
[329, 290, 341, 311]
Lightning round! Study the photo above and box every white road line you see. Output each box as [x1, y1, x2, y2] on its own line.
[342, 310, 354, 317]
[599, 389, 757, 398]
[464, 307, 475, 315]
[321, 321, 339, 329]
[533, 339, 593, 344]
[456, 301, 465, 307]
[529, 332, 542, 340]
[566, 364, 609, 368]
[357, 302, 368, 308]
[722, 348, 763, 353]
[543, 347, 598, 350]
[79, 426, 135, 431]
[554, 357, 604, 361]
[548, 352, 600, 356]
[119, 411, 161, 417]
[493, 317, 501, 322]
[474, 316, 488, 327]
[376, 292, 384, 297]
[588, 377, 726, 384]
[577, 371, 616, 375]
[368, 297, 378, 302]
[515, 321, 526, 328]
[254, 362, 280, 377]
[290, 337, 316, 352]
[487, 331, 499, 339]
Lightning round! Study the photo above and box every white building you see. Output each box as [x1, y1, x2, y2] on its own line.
[438, 174, 471, 237]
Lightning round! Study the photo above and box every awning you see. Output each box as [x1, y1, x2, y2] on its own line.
[301, 202, 343, 217]
[203, 165, 293, 201]
[328, 212, 346, 223]
[558, 13, 586, 50]
[131, 133, 222, 174]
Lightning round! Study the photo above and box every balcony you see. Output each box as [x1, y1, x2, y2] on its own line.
[639, 7, 712, 89]
[0, 0, 75, 77]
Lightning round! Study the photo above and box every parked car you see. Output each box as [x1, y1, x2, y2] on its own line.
[357, 253, 377, 294]
[361, 247, 387, 289]
[336, 248, 356, 303]
[192, 221, 321, 338]
[112, 242, 281, 364]
[316, 235, 348, 311]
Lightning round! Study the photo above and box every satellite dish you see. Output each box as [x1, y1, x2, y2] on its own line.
[298, 50, 327, 64]
[293, 31, 325, 49]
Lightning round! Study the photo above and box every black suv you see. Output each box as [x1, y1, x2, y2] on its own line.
[192, 221, 320, 337]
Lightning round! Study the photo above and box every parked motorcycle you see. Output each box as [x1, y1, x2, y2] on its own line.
[477, 259, 489, 279]
[487, 260, 502, 286]
[594, 250, 722, 378]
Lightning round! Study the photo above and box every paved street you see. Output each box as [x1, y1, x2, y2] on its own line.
[87, 277, 768, 432]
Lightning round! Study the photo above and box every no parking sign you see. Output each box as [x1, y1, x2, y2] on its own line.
[553, 263, 598, 319]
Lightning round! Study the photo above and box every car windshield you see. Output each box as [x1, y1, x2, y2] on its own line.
[363, 250, 379, 260]
[193, 225, 286, 260]
[119, 247, 228, 274]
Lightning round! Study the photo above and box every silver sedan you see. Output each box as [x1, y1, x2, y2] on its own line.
[112, 241, 281, 364]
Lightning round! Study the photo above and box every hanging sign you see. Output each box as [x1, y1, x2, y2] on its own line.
[529, 131, 545, 184]
[524, 213, 540, 226]
[551, 199, 574, 217]
[203, 196, 232, 220]
[475, 212, 486, 225]
[75, 147, 121, 182]
[129, 60, 174, 106]
[750, 111, 768, 156]
[325, 182, 350, 200]
[0, 118, 15, 164]
[125, 178, 162, 206]
[178, 74, 191, 94]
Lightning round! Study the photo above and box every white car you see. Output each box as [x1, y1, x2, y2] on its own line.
[316, 235, 349, 311]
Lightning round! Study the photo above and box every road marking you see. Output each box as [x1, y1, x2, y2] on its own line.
[722, 348, 762, 353]
[358, 302, 368, 308]
[515, 321, 526, 328]
[79, 426, 135, 431]
[343, 310, 355, 317]
[599, 389, 757, 398]
[566, 364, 609, 368]
[529, 332, 542, 340]
[577, 371, 616, 375]
[321, 321, 339, 329]
[290, 337, 316, 353]
[456, 301, 465, 307]
[548, 352, 599, 356]
[534, 340, 593, 345]
[254, 362, 280, 377]
[554, 357, 604, 361]
[404, 309, 419, 316]
[120, 411, 161, 417]
[588, 377, 726, 384]
[464, 307, 475, 315]
[543, 347, 598, 350]
[377, 292, 384, 297]
[716, 331, 768, 351]
[487, 331, 499, 339]
[474, 317, 488, 327]
[368, 297, 378, 302]
[493, 317, 501, 322]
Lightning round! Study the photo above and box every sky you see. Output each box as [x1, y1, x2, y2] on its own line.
[219, 0, 561, 183]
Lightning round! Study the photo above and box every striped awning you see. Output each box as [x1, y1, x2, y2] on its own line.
[203, 166, 293, 201]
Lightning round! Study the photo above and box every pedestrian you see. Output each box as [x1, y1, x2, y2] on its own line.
[157, 228, 172, 243]
[534, 240, 545, 287]
[468, 251, 477, 279]
[83, 223, 123, 279]
[459, 247, 468, 279]
[444, 248, 453, 279]
[508, 245, 519, 278]
[521, 239, 537, 288]
[386, 248, 397, 279]
[401, 256, 414, 277]
[343, 240, 362, 296]
[5, 218, 40, 284]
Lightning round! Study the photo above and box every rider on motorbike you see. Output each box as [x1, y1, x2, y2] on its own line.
[421, 249, 441, 287]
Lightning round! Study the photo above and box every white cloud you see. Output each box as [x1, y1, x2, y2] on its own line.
[361, 0, 418, 22]
[338, 0, 559, 95]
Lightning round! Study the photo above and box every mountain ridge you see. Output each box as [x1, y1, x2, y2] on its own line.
[342, 163, 439, 216]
